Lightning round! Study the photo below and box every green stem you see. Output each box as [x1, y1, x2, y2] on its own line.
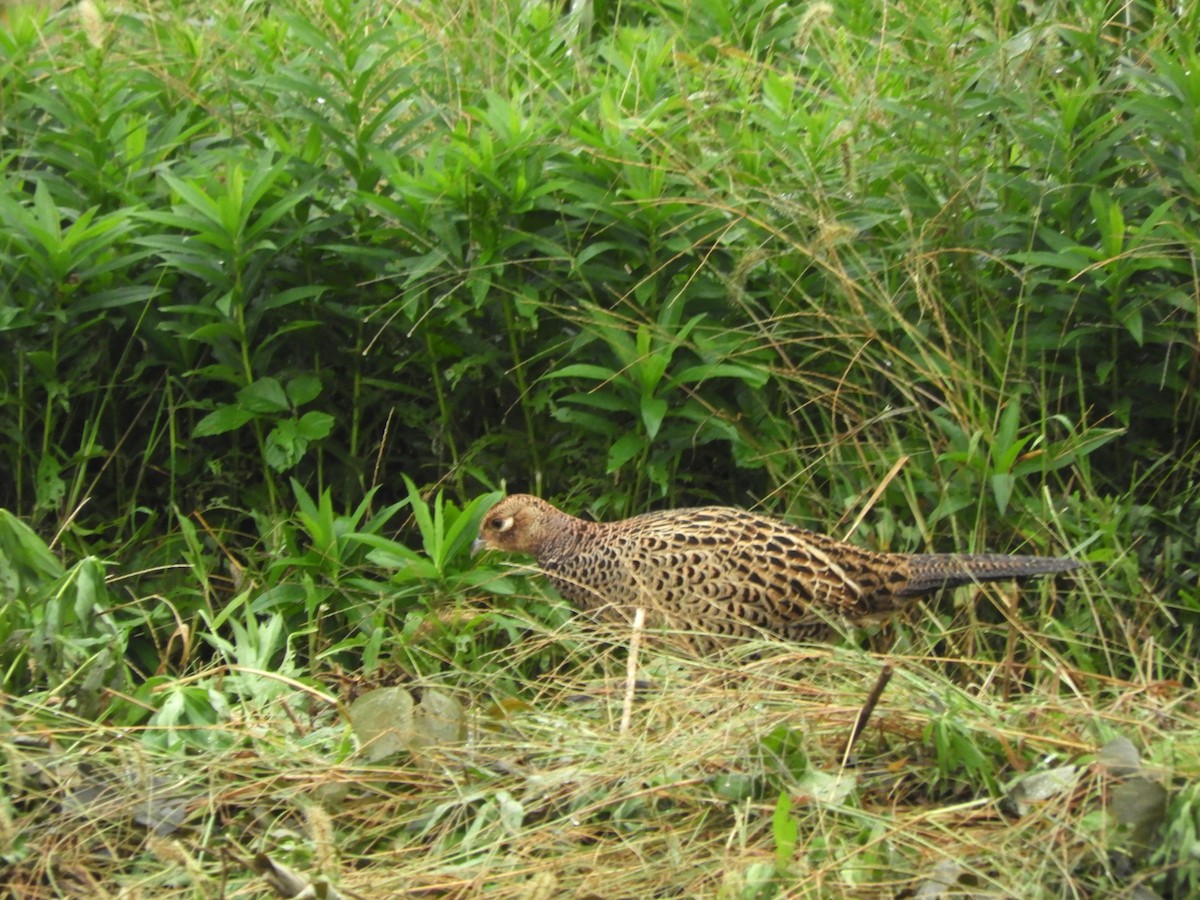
[424, 328, 460, 475]
[502, 295, 542, 480]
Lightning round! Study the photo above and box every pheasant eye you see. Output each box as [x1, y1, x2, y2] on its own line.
[490, 516, 513, 532]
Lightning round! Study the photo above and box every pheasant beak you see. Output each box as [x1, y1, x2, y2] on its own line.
[471, 537, 487, 556]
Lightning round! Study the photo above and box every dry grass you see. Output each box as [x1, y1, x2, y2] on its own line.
[4, 615, 1196, 898]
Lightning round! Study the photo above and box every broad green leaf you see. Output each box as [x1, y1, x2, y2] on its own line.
[295, 411, 334, 440]
[0, 509, 64, 583]
[237, 377, 290, 414]
[607, 432, 645, 472]
[1119, 305, 1144, 346]
[993, 399, 1023, 465]
[990, 472, 1015, 515]
[260, 286, 329, 312]
[559, 391, 631, 412]
[773, 791, 798, 870]
[672, 362, 770, 388]
[35, 455, 65, 510]
[402, 476, 438, 562]
[193, 405, 255, 437]
[286, 375, 323, 407]
[265, 420, 309, 471]
[550, 407, 619, 437]
[640, 395, 668, 440]
[543, 363, 619, 382]
[161, 174, 224, 230]
[188, 322, 242, 343]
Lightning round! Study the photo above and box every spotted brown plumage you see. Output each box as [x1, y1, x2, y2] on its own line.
[473, 494, 1081, 654]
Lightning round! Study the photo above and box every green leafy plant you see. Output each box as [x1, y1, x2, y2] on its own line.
[543, 301, 773, 501]
[934, 399, 1124, 519]
[193, 375, 335, 474]
[925, 699, 1004, 796]
[349, 477, 511, 600]
[1154, 780, 1200, 896]
[0, 511, 126, 715]
[772, 790, 799, 875]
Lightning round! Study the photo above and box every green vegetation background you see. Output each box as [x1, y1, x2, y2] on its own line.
[1, 0, 1198, 896]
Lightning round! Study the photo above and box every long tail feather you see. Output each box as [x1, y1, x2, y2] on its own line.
[900, 553, 1080, 596]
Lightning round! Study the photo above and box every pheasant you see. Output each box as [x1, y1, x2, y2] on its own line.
[473, 494, 1080, 653]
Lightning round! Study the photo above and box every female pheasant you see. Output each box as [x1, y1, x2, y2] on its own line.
[473, 494, 1079, 653]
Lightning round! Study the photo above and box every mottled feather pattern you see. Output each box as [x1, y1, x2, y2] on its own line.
[474, 494, 1080, 653]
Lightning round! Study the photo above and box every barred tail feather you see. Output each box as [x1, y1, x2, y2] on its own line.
[900, 553, 1081, 596]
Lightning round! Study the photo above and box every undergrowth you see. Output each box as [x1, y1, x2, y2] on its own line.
[3, 631, 1197, 897]
[1, 0, 1198, 895]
